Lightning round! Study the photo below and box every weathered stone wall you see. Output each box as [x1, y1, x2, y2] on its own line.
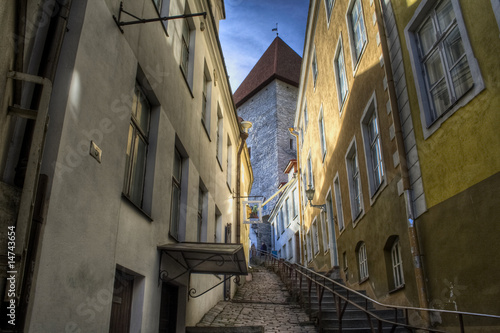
[237, 79, 298, 251]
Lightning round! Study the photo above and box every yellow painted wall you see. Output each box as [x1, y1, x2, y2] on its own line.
[394, 0, 500, 208]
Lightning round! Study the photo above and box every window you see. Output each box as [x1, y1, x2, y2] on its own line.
[325, 0, 334, 23]
[299, 121, 304, 147]
[292, 189, 298, 218]
[180, 9, 195, 87]
[170, 149, 183, 240]
[391, 240, 405, 289]
[347, 0, 367, 65]
[153, 0, 171, 32]
[226, 137, 232, 188]
[312, 219, 320, 255]
[318, 107, 327, 160]
[334, 36, 349, 111]
[285, 198, 291, 226]
[321, 210, 329, 253]
[361, 94, 384, 197]
[326, 193, 339, 266]
[333, 176, 345, 231]
[197, 186, 207, 242]
[288, 238, 293, 259]
[346, 139, 363, 221]
[358, 242, 369, 281]
[279, 207, 285, 233]
[216, 107, 223, 165]
[307, 152, 314, 188]
[201, 69, 212, 134]
[405, 0, 484, 137]
[283, 244, 287, 259]
[304, 104, 309, 131]
[123, 83, 151, 208]
[307, 231, 313, 262]
[312, 49, 319, 87]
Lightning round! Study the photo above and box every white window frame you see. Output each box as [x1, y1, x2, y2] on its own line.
[226, 136, 232, 188]
[391, 240, 405, 289]
[312, 48, 319, 88]
[307, 151, 314, 189]
[333, 36, 349, 113]
[404, 0, 484, 139]
[325, 0, 335, 26]
[304, 102, 309, 131]
[292, 188, 298, 218]
[153, 0, 171, 32]
[333, 174, 345, 231]
[346, 0, 368, 71]
[307, 231, 313, 262]
[320, 209, 329, 254]
[318, 106, 327, 161]
[216, 106, 223, 167]
[201, 65, 212, 136]
[345, 138, 363, 224]
[180, 9, 196, 88]
[285, 198, 291, 226]
[312, 218, 320, 255]
[288, 238, 293, 260]
[358, 242, 369, 281]
[360, 92, 385, 199]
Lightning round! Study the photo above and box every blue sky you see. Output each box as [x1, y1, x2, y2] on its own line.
[219, 0, 310, 92]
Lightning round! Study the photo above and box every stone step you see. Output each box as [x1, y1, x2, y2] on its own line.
[319, 308, 402, 321]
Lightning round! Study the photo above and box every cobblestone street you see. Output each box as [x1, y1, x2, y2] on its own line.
[195, 265, 317, 332]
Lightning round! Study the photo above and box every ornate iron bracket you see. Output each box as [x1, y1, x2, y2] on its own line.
[113, 1, 206, 33]
[188, 275, 241, 299]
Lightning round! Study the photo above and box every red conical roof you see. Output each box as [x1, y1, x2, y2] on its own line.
[233, 37, 302, 107]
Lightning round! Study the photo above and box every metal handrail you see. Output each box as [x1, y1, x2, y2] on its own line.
[255, 250, 500, 332]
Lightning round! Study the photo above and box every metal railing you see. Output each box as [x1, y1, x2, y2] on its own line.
[255, 250, 500, 333]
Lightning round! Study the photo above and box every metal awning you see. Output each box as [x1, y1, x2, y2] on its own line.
[158, 242, 247, 278]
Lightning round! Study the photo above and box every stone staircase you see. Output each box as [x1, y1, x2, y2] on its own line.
[274, 264, 409, 332]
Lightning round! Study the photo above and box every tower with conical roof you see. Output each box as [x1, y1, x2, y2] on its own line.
[235, 37, 302, 251]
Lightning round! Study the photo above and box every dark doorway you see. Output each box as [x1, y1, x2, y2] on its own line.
[109, 270, 134, 333]
[158, 282, 178, 333]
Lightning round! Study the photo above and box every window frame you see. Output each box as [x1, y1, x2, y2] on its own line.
[333, 36, 349, 113]
[312, 48, 319, 88]
[333, 174, 345, 232]
[170, 148, 183, 241]
[346, 0, 368, 71]
[325, 0, 335, 26]
[307, 151, 314, 189]
[123, 82, 152, 212]
[360, 92, 385, 199]
[216, 106, 223, 168]
[391, 240, 405, 289]
[318, 106, 327, 161]
[404, 0, 484, 139]
[312, 218, 320, 255]
[358, 242, 369, 281]
[345, 138, 363, 224]
[201, 66, 212, 137]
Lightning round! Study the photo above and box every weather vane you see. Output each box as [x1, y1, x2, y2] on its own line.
[272, 23, 278, 37]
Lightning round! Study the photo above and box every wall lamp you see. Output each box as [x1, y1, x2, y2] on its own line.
[240, 121, 253, 133]
[305, 185, 326, 212]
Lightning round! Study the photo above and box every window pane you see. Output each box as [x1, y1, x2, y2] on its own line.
[430, 79, 450, 119]
[418, 19, 436, 56]
[130, 135, 147, 205]
[137, 90, 150, 135]
[425, 51, 444, 86]
[173, 150, 181, 181]
[170, 184, 181, 238]
[444, 27, 465, 67]
[124, 124, 134, 191]
[451, 57, 473, 98]
[436, 0, 455, 32]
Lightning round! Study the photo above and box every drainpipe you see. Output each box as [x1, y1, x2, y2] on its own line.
[288, 128, 304, 265]
[375, 0, 429, 320]
[236, 119, 250, 244]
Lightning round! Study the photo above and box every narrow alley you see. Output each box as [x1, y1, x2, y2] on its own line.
[189, 265, 317, 333]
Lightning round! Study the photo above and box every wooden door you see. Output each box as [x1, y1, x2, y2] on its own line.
[109, 270, 134, 333]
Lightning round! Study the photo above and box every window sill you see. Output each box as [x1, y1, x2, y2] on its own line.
[352, 210, 365, 228]
[389, 284, 405, 294]
[226, 182, 232, 193]
[369, 179, 386, 206]
[359, 277, 369, 284]
[180, 66, 194, 98]
[121, 193, 153, 222]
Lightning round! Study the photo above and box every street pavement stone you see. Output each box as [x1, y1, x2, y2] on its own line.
[196, 266, 317, 332]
